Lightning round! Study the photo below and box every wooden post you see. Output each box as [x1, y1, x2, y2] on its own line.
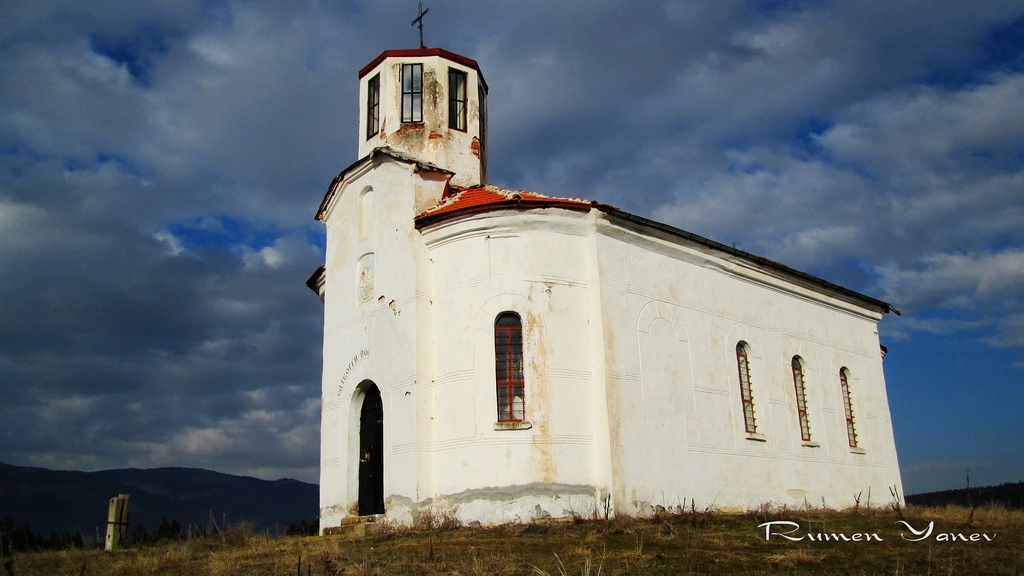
[104, 493, 130, 551]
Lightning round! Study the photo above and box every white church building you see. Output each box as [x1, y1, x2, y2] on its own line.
[307, 47, 903, 531]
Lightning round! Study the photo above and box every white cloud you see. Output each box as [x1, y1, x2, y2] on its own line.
[991, 315, 1024, 348]
[2, 0, 1024, 489]
[896, 317, 992, 335]
[818, 74, 1024, 166]
[153, 229, 185, 256]
[0, 201, 49, 253]
[172, 426, 236, 456]
[188, 36, 237, 68]
[243, 245, 283, 270]
[873, 250, 1024, 311]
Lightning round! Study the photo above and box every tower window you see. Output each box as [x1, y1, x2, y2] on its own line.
[401, 63, 423, 123]
[736, 342, 756, 433]
[448, 68, 467, 131]
[494, 313, 524, 422]
[366, 74, 380, 139]
[478, 83, 487, 179]
[792, 356, 811, 442]
[840, 367, 859, 448]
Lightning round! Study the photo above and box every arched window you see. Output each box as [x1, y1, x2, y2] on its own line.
[736, 342, 756, 433]
[840, 367, 858, 448]
[494, 313, 524, 422]
[791, 356, 811, 442]
[359, 187, 373, 240]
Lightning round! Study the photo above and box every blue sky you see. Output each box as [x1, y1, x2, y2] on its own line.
[0, 1, 1021, 494]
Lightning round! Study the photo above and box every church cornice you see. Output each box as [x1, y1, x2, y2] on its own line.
[413, 184, 898, 317]
[305, 264, 325, 301]
[598, 209, 899, 317]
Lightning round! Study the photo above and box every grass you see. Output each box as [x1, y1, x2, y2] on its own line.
[5, 504, 1023, 575]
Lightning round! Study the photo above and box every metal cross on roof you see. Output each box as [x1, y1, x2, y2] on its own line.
[411, 3, 429, 49]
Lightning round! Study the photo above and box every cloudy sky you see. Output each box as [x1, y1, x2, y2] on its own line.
[1, 1, 1022, 494]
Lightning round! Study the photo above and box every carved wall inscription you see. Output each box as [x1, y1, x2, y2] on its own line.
[338, 349, 370, 396]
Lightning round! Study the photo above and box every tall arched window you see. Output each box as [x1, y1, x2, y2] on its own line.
[359, 187, 373, 240]
[791, 356, 811, 442]
[840, 367, 858, 448]
[495, 313, 524, 422]
[736, 342, 756, 433]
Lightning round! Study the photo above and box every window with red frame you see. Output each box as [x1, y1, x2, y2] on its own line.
[494, 313, 524, 422]
[840, 367, 859, 448]
[792, 356, 812, 442]
[736, 342, 757, 433]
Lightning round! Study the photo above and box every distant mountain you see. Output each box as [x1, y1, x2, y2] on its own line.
[0, 462, 318, 537]
[906, 481, 1024, 510]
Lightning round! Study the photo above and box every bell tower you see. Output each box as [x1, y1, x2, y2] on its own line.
[357, 48, 488, 187]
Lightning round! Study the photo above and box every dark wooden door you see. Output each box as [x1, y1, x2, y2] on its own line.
[358, 384, 385, 515]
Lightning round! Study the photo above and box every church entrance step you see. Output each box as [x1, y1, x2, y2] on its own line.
[323, 514, 387, 539]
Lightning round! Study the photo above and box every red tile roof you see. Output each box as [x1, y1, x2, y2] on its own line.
[414, 184, 603, 228]
[411, 183, 897, 315]
[358, 48, 487, 90]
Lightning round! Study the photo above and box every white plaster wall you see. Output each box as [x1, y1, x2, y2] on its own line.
[592, 213, 903, 514]
[320, 169, 902, 528]
[419, 209, 604, 524]
[318, 159, 446, 531]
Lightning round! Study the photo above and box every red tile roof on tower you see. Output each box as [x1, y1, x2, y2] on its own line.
[414, 184, 608, 228]
[357, 48, 489, 90]
[360, 48, 480, 76]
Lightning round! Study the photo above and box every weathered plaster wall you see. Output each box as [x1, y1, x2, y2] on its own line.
[414, 209, 604, 524]
[592, 213, 903, 514]
[318, 159, 446, 530]
[358, 55, 485, 187]
[319, 167, 902, 530]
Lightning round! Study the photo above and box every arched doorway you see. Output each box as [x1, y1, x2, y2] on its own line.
[358, 383, 385, 515]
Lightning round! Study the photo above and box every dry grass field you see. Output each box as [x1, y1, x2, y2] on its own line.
[5, 504, 1023, 575]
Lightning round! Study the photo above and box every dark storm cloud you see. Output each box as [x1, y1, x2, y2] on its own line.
[0, 1, 1022, 486]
